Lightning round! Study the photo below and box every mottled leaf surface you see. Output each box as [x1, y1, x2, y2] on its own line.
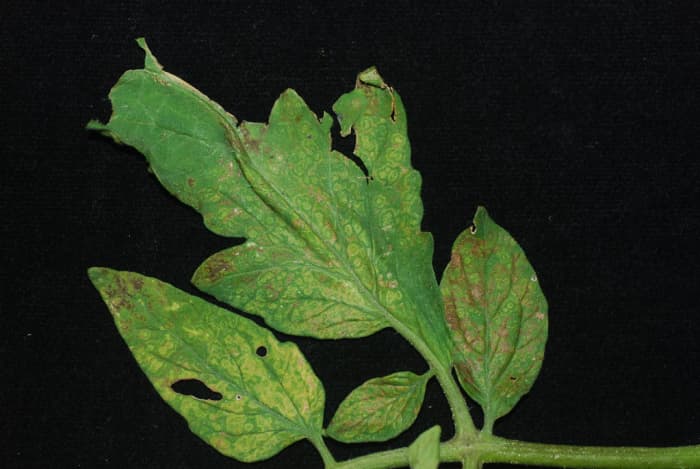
[326, 371, 429, 443]
[88, 268, 324, 462]
[408, 425, 441, 469]
[89, 39, 451, 367]
[440, 207, 548, 424]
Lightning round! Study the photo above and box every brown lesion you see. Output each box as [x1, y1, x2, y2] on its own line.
[455, 362, 477, 389]
[444, 300, 459, 331]
[201, 257, 232, 283]
[239, 122, 263, 154]
[264, 283, 281, 301]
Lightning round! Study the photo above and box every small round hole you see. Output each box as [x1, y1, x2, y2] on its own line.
[256, 346, 267, 357]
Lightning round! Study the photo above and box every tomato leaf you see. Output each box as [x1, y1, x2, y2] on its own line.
[408, 425, 441, 469]
[88, 39, 452, 367]
[88, 267, 325, 462]
[326, 371, 429, 443]
[440, 207, 548, 425]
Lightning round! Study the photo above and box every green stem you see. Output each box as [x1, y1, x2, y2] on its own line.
[333, 440, 463, 469]
[431, 364, 475, 439]
[355, 286, 477, 439]
[479, 436, 700, 468]
[389, 321, 476, 439]
[332, 435, 700, 469]
[310, 436, 337, 468]
[481, 414, 495, 436]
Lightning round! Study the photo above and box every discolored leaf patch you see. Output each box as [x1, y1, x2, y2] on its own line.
[88, 267, 325, 462]
[89, 39, 452, 368]
[440, 207, 548, 427]
[326, 371, 429, 443]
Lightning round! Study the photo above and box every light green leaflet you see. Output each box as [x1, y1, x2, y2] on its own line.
[88, 268, 325, 462]
[327, 371, 430, 443]
[87, 38, 452, 368]
[408, 426, 441, 469]
[441, 207, 548, 427]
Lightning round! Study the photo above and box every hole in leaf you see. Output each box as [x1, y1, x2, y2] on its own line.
[171, 379, 222, 401]
[469, 224, 477, 235]
[256, 346, 268, 357]
[331, 123, 371, 181]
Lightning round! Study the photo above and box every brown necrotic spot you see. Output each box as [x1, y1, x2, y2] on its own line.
[171, 379, 222, 401]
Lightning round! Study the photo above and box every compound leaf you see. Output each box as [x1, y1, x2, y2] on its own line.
[408, 425, 441, 469]
[440, 207, 548, 425]
[326, 371, 429, 443]
[88, 267, 325, 462]
[89, 39, 452, 368]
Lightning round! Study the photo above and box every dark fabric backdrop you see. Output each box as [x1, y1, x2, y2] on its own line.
[3, 2, 700, 468]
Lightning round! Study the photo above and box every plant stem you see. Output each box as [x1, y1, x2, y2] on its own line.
[310, 436, 337, 468]
[332, 435, 700, 469]
[478, 436, 700, 468]
[432, 364, 475, 439]
[393, 326, 476, 439]
[356, 288, 477, 439]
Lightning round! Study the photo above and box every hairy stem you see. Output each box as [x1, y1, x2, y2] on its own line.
[432, 364, 475, 440]
[333, 435, 700, 469]
[478, 436, 700, 468]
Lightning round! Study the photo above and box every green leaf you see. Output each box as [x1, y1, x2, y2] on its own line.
[87, 267, 325, 462]
[440, 207, 548, 426]
[89, 40, 452, 368]
[326, 371, 429, 443]
[408, 425, 441, 469]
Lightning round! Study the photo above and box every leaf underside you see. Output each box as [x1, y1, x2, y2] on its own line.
[326, 371, 429, 443]
[440, 207, 548, 424]
[88, 38, 452, 367]
[88, 267, 324, 462]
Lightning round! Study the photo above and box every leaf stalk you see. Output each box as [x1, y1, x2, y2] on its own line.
[310, 436, 337, 468]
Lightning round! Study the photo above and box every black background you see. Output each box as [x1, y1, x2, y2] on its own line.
[3, 2, 700, 468]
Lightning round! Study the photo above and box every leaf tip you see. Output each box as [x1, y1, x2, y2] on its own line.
[86, 119, 121, 142]
[135, 37, 163, 72]
[85, 119, 106, 131]
[408, 425, 441, 469]
[357, 66, 386, 88]
[87, 266, 114, 289]
[471, 206, 492, 237]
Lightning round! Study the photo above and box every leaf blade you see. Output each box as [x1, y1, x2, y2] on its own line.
[90, 43, 453, 370]
[333, 69, 453, 366]
[88, 267, 325, 462]
[440, 207, 548, 424]
[326, 371, 429, 443]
